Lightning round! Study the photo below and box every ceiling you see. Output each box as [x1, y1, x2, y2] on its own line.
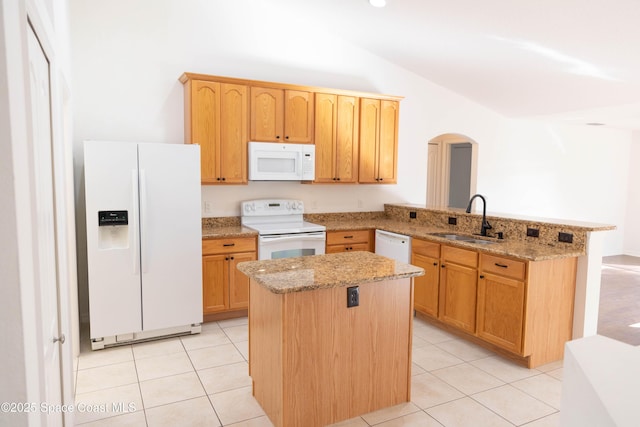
[266, 0, 640, 131]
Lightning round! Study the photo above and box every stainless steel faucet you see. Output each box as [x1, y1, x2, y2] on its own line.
[465, 194, 492, 236]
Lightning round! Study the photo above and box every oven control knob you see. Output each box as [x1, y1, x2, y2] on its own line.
[295, 202, 303, 210]
[244, 203, 254, 212]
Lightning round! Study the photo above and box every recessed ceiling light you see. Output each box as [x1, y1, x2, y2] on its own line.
[586, 122, 605, 126]
[369, 0, 386, 7]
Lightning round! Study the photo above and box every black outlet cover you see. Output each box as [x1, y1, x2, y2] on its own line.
[409, 211, 417, 219]
[448, 217, 457, 225]
[347, 286, 359, 308]
[526, 227, 540, 238]
[558, 232, 574, 243]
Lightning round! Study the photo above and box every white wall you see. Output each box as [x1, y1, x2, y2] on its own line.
[69, 0, 634, 319]
[624, 132, 640, 256]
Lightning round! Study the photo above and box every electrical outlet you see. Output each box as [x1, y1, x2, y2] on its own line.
[409, 211, 417, 219]
[558, 232, 573, 243]
[347, 286, 359, 308]
[526, 227, 539, 238]
[448, 217, 457, 225]
[204, 201, 212, 214]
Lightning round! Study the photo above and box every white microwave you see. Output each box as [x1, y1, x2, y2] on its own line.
[248, 141, 315, 181]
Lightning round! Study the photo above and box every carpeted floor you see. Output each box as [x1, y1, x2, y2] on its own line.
[597, 255, 640, 346]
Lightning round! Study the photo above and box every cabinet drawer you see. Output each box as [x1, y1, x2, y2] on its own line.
[202, 237, 257, 255]
[480, 254, 526, 281]
[326, 230, 371, 245]
[441, 245, 477, 268]
[412, 239, 440, 258]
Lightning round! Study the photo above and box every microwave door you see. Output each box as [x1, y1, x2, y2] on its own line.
[250, 149, 302, 181]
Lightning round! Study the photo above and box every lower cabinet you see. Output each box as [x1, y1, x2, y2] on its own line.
[476, 254, 526, 354]
[411, 239, 440, 317]
[202, 237, 257, 316]
[326, 229, 373, 253]
[438, 245, 478, 334]
[410, 239, 577, 368]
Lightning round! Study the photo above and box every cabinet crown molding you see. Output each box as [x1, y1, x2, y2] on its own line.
[179, 72, 404, 101]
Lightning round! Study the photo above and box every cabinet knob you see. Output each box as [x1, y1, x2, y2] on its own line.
[433, 262, 438, 266]
[216, 177, 221, 181]
[276, 135, 280, 139]
[336, 177, 340, 181]
[479, 275, 485, 279]
[285, 136, 289, 139]
[441, 264, 446, 268]
[221, 177, 226, 181]
[230, 256, 234, 260]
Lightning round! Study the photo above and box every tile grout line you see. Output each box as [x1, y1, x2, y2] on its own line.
[183, 321, 225, 426]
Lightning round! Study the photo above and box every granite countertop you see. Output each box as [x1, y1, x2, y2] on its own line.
[236, 251, 425, 294]
[202, 225, 258, 239]
[316, 218, 585, 261]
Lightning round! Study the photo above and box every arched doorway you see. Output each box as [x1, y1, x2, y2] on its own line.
[427, 133, 478, 208]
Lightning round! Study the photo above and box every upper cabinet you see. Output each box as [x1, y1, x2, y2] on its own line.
[359, 99, 399, 184]
[250, 87, 314, 143]
[182, 78, 248, 184]
[180, 73, 401, 185]
[314, 93, 359, 183]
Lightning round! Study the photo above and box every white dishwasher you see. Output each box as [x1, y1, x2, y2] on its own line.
[375, 230, 411, 263]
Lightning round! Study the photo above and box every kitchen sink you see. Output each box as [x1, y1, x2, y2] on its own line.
[428, 232, 496, 245]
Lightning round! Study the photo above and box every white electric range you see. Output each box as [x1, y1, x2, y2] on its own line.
[241, 199, 326, 260]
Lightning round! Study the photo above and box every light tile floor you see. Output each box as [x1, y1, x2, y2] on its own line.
[75, 317, 563, 426]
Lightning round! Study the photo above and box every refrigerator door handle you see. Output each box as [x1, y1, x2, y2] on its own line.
[132, 169, 140, 275]
[140, 169, 148, 273]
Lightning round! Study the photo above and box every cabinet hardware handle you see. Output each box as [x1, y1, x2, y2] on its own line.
[479, 275, 485, 279]
[336, 177, 340, 181]
[495, 263, 508, 268]
[230, 256, 234, 260]
[223, 243, 235, 247]
[441, 264, 446, 268]
[276, 135, 280, 139]
[53, 334, 66, 344]
[344, 236, 353, 239]
[285, 136, 289, 139]
[433, 262, 438, 266]
[221, 177, 226, 181]
[216, 177, 221, 181]
[225, 257, 229, 260]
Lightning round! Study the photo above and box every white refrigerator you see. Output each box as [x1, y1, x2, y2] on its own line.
[84, 141, 202, 349]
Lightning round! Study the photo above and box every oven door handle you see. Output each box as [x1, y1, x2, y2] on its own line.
[259, 233, 326, 243]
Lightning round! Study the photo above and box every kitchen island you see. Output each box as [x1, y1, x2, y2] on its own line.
[237, 252, 424, 427]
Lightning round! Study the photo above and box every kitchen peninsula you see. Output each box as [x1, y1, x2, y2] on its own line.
[237, 251, 424, 427]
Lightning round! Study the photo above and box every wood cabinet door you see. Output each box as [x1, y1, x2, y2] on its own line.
[439, 262, 477, 333]
[284, 90, 314, 143]
[250, 87, 284, 142]
[335, 95, 359, 183]
[314, 93, 337, 182]
[219, 83, 248, 184]
[229, 251, 256, 309]
[202, 254, 229, 314]
[191, 80, 220, 183]
[412, 252, 440, 317]
[377, 100, 398, 183]
[477, 272, 525, 354]
[358, 98, 380, 183]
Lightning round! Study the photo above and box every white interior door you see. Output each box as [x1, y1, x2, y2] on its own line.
[27, 23, 63, 427]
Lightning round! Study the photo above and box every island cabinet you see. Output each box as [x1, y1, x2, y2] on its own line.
[325, 229, 373, 253]
[182, 79, 248, 184]
[201, 237, 256, 319]
[358, 98, 399, 184]
[438, 245, 478, 334]
[238, 252, 423, 427]
[250, 87, 314, 143]
[411, 239, 441, 317]
[313, 93, 360, 183]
